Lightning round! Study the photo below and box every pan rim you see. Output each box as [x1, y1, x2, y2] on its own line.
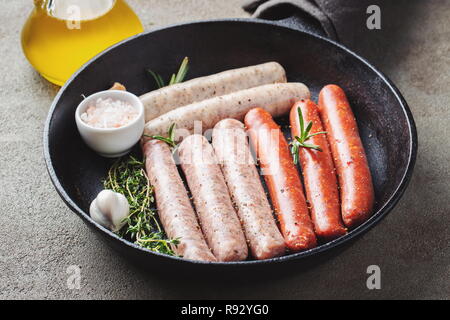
[43, 18, 418, 266]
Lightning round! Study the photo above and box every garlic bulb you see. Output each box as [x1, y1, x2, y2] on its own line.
[89, 190, 129, 232]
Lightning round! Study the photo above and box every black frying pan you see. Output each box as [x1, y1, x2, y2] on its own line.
[44, 19, 417, 274]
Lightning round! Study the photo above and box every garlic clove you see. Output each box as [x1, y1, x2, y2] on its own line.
[90, 190, 129, 232]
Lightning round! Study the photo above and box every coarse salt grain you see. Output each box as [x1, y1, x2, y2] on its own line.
[80, 98, 138, 129]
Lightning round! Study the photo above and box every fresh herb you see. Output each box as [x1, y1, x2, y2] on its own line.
[168, 57, 189, 86]
[147, 57, 189, 89]
[290, 107, 327, 164]
[104, 155, 180, 255]
[144, 123, 178, 150]
[147, 69, 165, 89]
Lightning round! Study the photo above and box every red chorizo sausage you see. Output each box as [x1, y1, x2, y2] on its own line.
[245, 108, 317, 251]
[290, 100, 347, 240]
[318, 85, 375, 228]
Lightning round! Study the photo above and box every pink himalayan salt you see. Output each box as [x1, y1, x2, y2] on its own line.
[81, 98, 138, 129]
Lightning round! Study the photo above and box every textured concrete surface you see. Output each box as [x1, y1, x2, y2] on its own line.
[0, 0, 448, 300]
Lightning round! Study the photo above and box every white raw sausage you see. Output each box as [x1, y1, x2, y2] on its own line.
[178, 134, 248, 262]
[143, 82, 310, 140]
[143, 139, 216, 262]
[212, 119, 286, 260]
[141, 62, 287, 122]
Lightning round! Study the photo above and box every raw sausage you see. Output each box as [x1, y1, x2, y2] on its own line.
[143, 140, 216, 262]
[290, 100, 347, 240]
[141, 62, 287, 122]
[245, 108, 317, 251]
[143, 82, 310, 141]
[178, 134, 248, 261]
[318, 85, 374, 228]
[212, 119, 286, 259]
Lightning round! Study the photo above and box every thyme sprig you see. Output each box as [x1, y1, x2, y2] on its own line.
[147, 57, 189, 89]
[290, 107, 327, 164]
[104, 155, 179, 255]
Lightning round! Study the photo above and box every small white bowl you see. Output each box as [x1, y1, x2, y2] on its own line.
[75, 90, 145, 158]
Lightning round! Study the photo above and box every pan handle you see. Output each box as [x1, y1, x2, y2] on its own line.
[248, 2, 338, 41]
[274, 14, 328, 38]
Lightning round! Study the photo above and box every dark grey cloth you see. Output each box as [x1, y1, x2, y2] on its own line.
[243, 0, 380, 43]
[243, 0, 425, 71]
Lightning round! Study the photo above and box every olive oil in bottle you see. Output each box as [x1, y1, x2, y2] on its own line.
[21, 0, 144, 86]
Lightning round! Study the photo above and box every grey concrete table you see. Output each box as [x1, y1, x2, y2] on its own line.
[0, 0, 448, 299]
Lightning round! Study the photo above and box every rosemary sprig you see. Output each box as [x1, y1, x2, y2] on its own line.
[290, 107, 327, 164]
[169, 57, 189, 85]
[144, 123, 178, 150]
[147, 57, 190, 89]
[147, 69, 165, 88]
[103, 155, 180, 255]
